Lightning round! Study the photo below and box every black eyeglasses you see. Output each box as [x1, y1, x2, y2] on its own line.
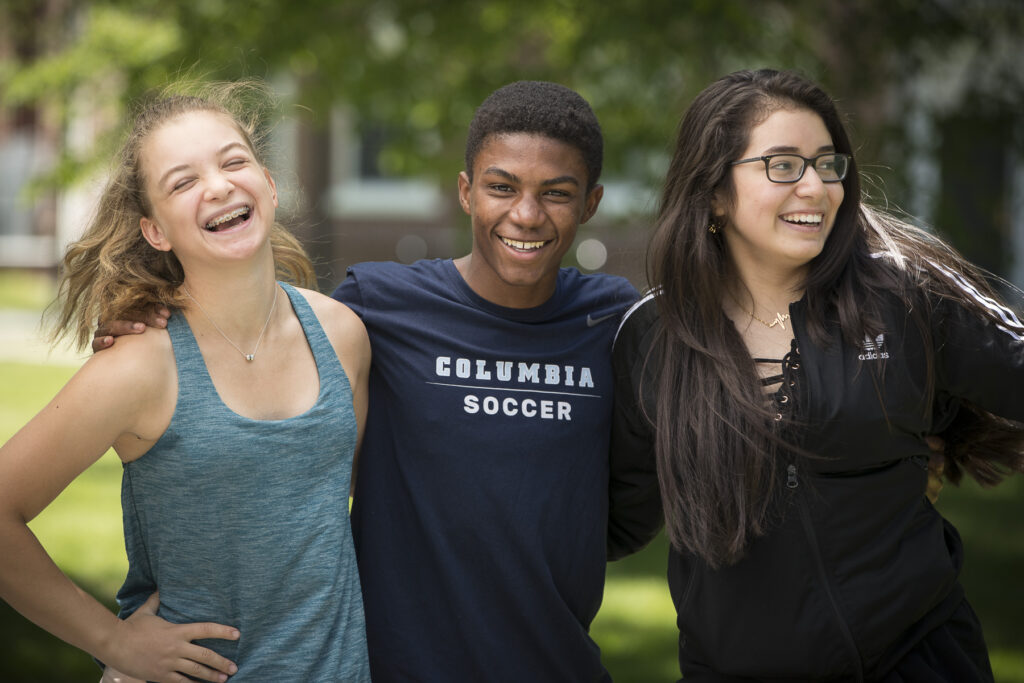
[730, 152, 851, 183]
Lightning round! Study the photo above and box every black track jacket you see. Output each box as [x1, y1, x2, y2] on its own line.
[608, 284, 1024, 681]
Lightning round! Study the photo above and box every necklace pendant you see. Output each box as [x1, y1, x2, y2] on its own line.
[245, 354, 255, 362]
[769, 313, 789, 330]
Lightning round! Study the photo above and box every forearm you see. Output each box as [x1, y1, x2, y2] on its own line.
[608, 489, 663, 558]
[608, 380, 663, 559]
[608, 459, 664, 561]
[607, 296, 665, 560]
[0, 518, 122, 663]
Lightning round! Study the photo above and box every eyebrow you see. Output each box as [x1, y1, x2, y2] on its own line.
[480, 166, 580, 187]
[157, 141, 250, 187]
[761, 144, 836, 155]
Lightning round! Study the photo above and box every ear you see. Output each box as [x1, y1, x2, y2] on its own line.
[580, 184, 604, 225]
[264, 167, 278, 208]
[710, 190, 728, 222]
[457, 171, 472, 216]
[140, 216, 173, 252]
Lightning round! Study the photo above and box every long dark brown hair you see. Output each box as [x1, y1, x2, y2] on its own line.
[645, 69, 1024, 568]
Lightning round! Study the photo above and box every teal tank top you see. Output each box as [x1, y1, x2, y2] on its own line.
[116, 283, 369, 681]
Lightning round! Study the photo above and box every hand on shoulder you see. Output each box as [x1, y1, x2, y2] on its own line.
[91, 304, 171, 354]
[84, 325, 174, 391]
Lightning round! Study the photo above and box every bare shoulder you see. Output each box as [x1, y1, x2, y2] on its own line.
[81, 326, 175, 399]
[41, 327, 175, 454]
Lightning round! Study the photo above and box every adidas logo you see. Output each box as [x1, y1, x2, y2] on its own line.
[858, 333, 890, 360]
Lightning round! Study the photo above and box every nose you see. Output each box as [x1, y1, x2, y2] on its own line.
[795, 164, 827, 196]
[203, 170, 235, 201]
[509, 193, 544, 228]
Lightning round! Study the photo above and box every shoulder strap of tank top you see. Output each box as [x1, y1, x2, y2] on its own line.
[279, 283, 350, 393]
[163, 307, 218, 406]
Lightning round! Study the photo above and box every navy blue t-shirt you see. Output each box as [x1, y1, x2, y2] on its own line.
[333, 258, 637, 682]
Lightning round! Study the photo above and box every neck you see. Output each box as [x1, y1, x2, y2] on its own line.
[181, 261, 279, 338]
[723, 267, 806, 334]
[453, 254, 557, 309]
[729, 260, 806, 313]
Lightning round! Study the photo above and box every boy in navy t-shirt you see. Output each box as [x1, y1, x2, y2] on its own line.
[332, 82, 637, 681]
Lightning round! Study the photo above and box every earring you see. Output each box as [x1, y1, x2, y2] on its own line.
[707, 221, 721, 234]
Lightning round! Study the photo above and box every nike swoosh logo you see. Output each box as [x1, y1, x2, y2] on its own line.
[586, 312, 617, 327]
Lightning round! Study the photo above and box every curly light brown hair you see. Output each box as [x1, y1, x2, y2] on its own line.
[51, 80, 316, 350]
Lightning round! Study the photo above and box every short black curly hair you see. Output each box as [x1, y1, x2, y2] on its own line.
[464, 81, 603, 190]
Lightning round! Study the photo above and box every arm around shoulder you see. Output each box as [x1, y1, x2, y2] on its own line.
[932, 293, 1024, 422]
[608, 298, 664, 561]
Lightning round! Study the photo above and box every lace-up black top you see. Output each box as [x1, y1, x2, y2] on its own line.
[754, 337, 801, 424]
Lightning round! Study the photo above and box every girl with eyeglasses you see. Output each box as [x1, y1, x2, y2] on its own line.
[609, 69, 1023, 681]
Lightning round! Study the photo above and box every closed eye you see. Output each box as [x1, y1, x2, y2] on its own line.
[171, 178, 196, 192]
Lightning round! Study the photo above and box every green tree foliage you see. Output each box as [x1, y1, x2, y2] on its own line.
[2, 0, 1022, 227]
[1, 4, 181, 190]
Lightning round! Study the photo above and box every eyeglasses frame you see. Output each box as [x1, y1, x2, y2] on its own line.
[730, 152, 851, 184]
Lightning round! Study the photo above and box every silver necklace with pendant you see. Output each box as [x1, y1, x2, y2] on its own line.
[183, 284, 278, 361]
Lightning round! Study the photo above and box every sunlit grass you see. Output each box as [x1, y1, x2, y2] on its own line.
[991, 649, 1024, 682]
[0, 363, 75, 437]
[0, 269, 56, 310]
[593, 551, 679, 682]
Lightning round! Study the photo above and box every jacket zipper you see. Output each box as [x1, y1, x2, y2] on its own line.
[788, 464, 865, 682]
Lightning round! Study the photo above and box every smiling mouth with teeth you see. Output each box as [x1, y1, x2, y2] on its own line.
[781, 213, 823, 226]
[205, 206, 251, 231]
[499, 236, 549, 251]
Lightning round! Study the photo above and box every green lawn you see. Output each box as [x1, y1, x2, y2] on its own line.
[2, 357, 1022, 681]
[0, 270, 56, 310]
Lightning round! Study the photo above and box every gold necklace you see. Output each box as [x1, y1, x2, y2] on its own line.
[731, 294, 791, 330]
[183, 284, 279, 361]
[745, 307, 790, 330]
